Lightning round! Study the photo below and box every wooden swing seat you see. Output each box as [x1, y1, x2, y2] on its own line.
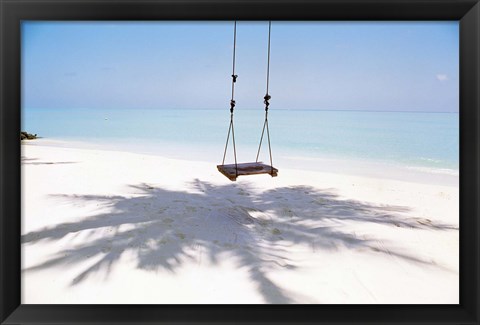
[217, 162, 278, 181]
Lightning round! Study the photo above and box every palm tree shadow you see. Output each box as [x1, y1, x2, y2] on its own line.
[22, 179, 457, 303]
[21, 156, 78, 165]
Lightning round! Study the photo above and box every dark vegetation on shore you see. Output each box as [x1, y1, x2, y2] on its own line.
[21, 131, 37, 140]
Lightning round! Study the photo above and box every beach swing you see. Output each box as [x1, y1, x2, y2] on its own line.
[217, 21, 278, 181]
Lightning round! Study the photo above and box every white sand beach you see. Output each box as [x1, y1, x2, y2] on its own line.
[21, 141, 459, 304]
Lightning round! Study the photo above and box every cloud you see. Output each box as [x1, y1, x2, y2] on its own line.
[436, 74, 448, 81]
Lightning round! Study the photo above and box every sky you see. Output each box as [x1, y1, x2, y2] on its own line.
[22, 21, 459, 112]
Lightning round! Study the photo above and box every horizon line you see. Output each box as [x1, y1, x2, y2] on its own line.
[24, 107, 460, 114]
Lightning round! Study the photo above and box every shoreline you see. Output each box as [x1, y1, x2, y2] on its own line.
[22, 138, 459, 187]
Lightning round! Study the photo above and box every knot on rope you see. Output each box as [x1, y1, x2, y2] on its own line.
[230, 99, 236, 113]
[231, 74, 238, 83]
[264, 94, 271, 110]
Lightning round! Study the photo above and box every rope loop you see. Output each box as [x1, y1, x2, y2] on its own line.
[264, 94, 271, 111]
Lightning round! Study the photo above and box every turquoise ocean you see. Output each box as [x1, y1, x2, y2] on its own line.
[22, 108, 459, 178]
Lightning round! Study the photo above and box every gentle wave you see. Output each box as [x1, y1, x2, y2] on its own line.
[405, 166, 459, 176]
[280, 155, 459, 177]
[418, 157, 442, 163]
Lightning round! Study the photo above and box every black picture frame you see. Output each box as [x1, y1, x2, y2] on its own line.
[1, 0, 479, 324]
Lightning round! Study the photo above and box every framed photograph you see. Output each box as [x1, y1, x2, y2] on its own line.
[1, 0, 479, 324]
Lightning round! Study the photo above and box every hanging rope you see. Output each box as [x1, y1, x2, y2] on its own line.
[221, 21, 238, 177]
[255, 21, 274, 175]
